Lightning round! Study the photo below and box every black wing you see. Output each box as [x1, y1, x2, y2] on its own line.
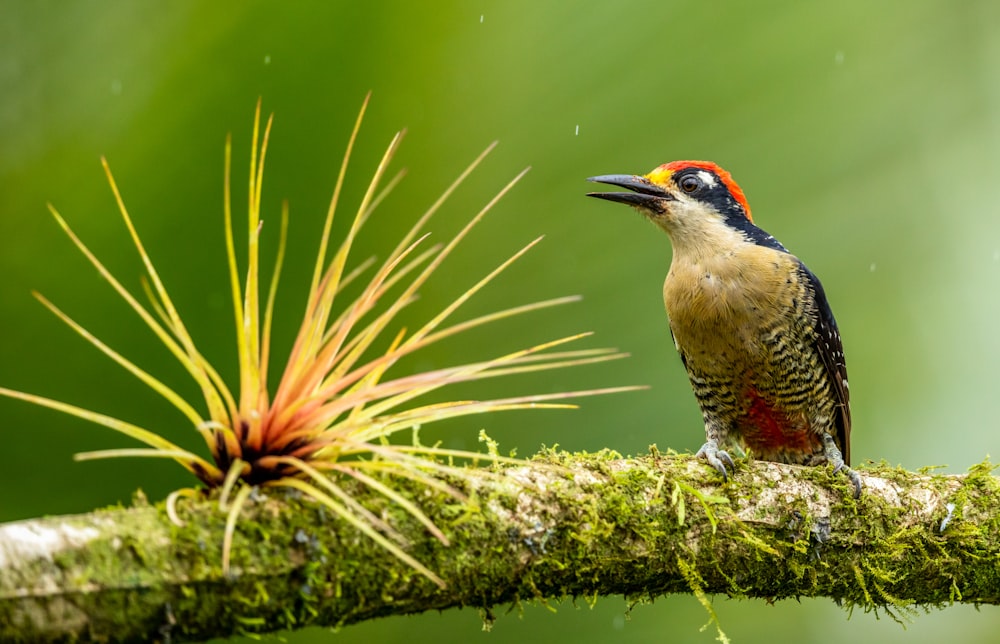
[797, 261, 851, 465]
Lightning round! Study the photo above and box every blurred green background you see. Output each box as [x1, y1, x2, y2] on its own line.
[3, 0, 1000, 642]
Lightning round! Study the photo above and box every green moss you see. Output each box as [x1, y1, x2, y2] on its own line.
[5, 451, 1000, 642]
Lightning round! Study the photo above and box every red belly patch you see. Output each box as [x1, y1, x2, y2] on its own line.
[741, 388, 816, 454]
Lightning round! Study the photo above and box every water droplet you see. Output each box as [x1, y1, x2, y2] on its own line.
[264, 54, 271, 65]
[110, 79, 122, 95]
[869, 262, 876, 272]
[480, 14, 484, 23]
[575, 124, 580, 136]
[834, 51, 845, 65]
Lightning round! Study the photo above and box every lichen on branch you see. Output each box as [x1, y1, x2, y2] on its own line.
[1, 450, 996, 643]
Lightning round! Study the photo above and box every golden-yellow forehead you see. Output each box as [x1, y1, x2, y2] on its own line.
[644, 166, 673, 185]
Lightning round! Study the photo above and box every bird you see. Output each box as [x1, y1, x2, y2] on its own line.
[586, 161, 861, 498]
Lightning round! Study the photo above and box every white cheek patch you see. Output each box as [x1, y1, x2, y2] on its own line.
[696, 170, 717, 187]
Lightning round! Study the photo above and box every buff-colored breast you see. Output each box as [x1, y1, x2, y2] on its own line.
[663, 244, 833, 463]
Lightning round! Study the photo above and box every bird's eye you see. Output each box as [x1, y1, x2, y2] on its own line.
[679, 175, 702, 193]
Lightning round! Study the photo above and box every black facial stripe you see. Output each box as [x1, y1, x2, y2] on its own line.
[672, 167, 745, 219]
[728, 216, 789, 252]
[672, 167, 787, 253]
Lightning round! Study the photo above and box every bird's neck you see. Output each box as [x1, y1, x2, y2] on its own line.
[660, 218, 748, 265]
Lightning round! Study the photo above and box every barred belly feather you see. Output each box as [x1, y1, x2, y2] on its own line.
[665, 244, 838, 466]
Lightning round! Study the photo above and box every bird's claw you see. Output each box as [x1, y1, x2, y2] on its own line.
[836, 466, 863, 500]
[696, 440, 735, 481]
[824, 434, 862, 499]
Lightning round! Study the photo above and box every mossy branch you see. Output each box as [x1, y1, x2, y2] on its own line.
[1, 449, 997, 643]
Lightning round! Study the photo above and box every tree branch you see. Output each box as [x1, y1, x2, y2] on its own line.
[1, 449, 996, 642]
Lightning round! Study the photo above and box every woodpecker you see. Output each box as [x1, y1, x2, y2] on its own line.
[587, 161, 861, 498]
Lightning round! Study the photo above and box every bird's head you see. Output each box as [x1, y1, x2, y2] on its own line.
[587, 161, 753, 240]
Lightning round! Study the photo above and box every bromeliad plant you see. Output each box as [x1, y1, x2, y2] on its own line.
[0, 97, 638, 586]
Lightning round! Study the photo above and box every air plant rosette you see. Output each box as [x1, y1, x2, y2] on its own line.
[0, 97, 640, 587]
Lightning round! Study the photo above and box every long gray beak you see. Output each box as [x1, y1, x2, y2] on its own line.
[586, 174, 673, 208]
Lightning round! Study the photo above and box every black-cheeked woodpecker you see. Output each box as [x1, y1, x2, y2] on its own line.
[587, 161, 861, 498]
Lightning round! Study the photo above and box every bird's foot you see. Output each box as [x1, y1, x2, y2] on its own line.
[823, 434, 862, 499]
[696, 439, 736, 481]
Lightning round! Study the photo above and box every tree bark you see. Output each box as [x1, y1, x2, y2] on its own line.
[1, 449, 996, 643]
